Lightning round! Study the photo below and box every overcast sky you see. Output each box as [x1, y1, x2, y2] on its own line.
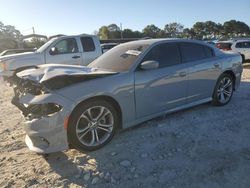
[0, 0, 249, 36]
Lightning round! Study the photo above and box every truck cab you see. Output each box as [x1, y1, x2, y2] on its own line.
[0, 34, 102, 77]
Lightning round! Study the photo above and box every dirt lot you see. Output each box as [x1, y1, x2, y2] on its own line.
[1, 65, 250, 188]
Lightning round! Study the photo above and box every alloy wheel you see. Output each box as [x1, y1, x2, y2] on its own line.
[76, 106, 114, 147]
[217, 76, 233, 104]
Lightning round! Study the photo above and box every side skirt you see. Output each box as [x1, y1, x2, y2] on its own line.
[123, 97, 212, 129]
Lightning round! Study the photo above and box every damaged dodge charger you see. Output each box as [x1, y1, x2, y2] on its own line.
[6, 39, 243, 153]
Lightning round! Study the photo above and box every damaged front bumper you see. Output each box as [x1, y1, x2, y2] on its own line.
[12, 89, 75, 153]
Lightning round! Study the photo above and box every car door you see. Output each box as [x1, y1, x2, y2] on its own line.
[134, 43, 188, 118]
[80, 36, 100, 65]
[180, 43, 221, 104]
[45, 37, 83, 65]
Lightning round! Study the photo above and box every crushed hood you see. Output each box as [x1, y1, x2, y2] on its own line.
[16, 64, 117, 86]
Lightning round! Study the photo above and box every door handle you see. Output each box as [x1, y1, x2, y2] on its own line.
[179, 72, 186, 77]
[72, 55, 80, 59]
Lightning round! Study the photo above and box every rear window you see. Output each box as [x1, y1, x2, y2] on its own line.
[80, 37, 95, 52]
[203, 46, 214, 58]
[216, 42, 232, 50]
[235, 42, 250, 48]
[180, 43, 207, 62]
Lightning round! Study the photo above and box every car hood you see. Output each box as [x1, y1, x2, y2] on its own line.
[16, 64, 117, 84]
[0, 51, 36, 61]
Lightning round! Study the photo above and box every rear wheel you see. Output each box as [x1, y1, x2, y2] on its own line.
[68, 100, 118, 151]
[212, 73, 234, 106]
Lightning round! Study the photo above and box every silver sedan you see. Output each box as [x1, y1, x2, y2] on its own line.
[10, 39, 243, 153]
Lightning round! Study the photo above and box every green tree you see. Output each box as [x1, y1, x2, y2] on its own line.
[123, 29, 143, 38]
[107, 24, 121, 39]
[0, 21, 22, 52]
[181, 28, 196, 38]
[192, 22, 206, 39]
[203, 21, 221, 39]
[23, 38, 46, 48]
[142, 24, 162, 38]
[164, 22, 184, 37]
[98, 26, 109, 39]
[223, 20, 250, 37]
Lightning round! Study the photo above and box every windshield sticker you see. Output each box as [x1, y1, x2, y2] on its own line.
[125, 50, 141, 56]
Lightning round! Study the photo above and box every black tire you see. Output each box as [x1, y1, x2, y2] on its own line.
[68, 99, 118, 151]
[241, 54, 245, 64]
[212, 73, 234, 106]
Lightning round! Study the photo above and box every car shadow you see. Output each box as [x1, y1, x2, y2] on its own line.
[43, 80, 250, 188]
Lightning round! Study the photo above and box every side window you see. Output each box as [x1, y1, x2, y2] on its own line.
[246, 42, 250, 48]
[203, 46, 214, 58]
[180, 43, 206, 62]
[235, 42, 243, 48]
[236, 42, 250, 48]
[54, 38, 79, 54]
[81, 37, 95, 52]
[142, 43, 181, 68]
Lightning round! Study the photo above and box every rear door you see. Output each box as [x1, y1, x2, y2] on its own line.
[180, 43, 221, 103]
[45, 37, 82, 65]
[80, 36, 101, 65]
[134, 43, 188, 118]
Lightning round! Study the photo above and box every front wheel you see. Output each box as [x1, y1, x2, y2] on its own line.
[68, 100, 118, 151]
[212, 73, 234, 106]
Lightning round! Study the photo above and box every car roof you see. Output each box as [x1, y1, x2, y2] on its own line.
[120, 38, 213, 47]
[234, 39, 250, 42]
[216, 41, 233, 43]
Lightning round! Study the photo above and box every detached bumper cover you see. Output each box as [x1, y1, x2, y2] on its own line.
[24, 110, 68, 153]
[13, 92, 75, 153]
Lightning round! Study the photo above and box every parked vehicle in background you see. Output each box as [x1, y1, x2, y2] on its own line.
[205, 41, 216, 46]
[0, 34, 102, 78]
[101, 43, 118, 53]
[216, 40, 250, 62]
[0, 48, 35, 57]
[216, 41, 233, 51]
[9, 39, 242, 153]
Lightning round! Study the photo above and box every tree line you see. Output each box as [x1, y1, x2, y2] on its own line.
[0, 21, 46, 52]
[1, 19, 250, 52]
[97, 20, 250, 40]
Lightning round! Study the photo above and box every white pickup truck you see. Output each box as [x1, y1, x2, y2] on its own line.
[0, 34, 102, 77]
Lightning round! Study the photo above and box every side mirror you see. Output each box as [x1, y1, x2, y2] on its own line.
[49, 47, 58, 55]
[140, 60, 159, 70]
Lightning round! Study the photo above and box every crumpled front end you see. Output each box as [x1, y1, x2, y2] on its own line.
[8, 64, 117, 153]
[11, 79, 75, 153]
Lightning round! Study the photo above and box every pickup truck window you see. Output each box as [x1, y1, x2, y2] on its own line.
[36, 38, 57, 53]
[80, 37, 95, 52]
[53, 38, 79, 54]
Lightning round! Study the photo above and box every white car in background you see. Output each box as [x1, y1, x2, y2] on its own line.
[216, 40, 250, 62]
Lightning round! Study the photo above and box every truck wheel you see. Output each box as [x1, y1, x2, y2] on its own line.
[212, 73, 234, 106]
[68, 99, 118, 151]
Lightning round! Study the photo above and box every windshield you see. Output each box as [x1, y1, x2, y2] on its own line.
[36, 38, 58, 53]
[88, 43, 149, 72]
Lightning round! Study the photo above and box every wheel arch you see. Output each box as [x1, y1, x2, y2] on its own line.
[69, 95, 123, 130]
[222, 70, 236, 90]
[241, 54, 245, 63]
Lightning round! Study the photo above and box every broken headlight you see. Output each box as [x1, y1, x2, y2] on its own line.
[25, 103, 62, 119]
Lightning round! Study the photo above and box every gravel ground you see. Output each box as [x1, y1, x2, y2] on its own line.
[0, 65, 250, 188]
